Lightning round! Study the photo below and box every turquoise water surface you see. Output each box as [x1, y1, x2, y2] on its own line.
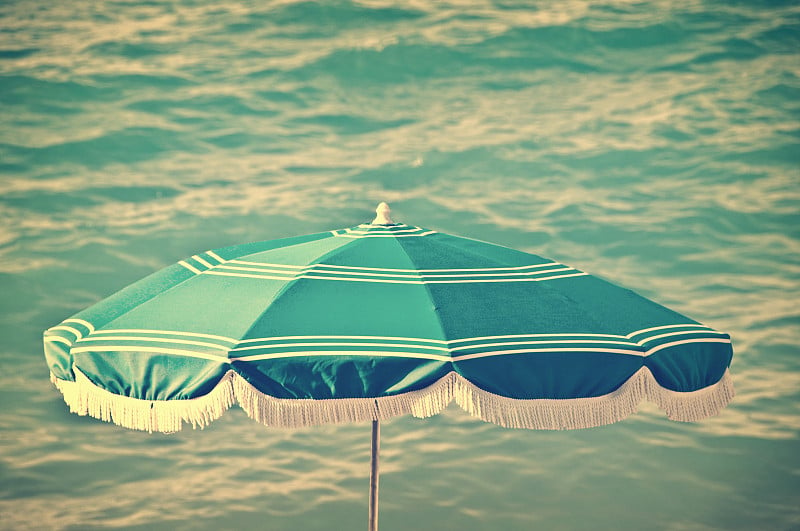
[1, 1, 798, 530]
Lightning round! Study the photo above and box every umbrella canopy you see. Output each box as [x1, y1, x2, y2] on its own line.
[44, 203, 734, 433]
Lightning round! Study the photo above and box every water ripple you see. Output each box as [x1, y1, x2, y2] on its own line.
[1, 0, 798, 529]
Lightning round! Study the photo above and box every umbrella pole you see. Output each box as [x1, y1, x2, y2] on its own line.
[369, 419, 380, 531]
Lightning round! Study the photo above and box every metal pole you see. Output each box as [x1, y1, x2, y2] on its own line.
[368, 419, 380, 531]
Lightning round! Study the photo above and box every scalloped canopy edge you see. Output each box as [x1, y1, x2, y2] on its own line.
[50, 367, 734, 434]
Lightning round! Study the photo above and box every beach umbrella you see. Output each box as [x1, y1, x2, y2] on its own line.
[44, 203, 734, 531]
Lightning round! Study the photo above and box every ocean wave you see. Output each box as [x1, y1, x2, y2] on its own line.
[1, 1, 798, 529]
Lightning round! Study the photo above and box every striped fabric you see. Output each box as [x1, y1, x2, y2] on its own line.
[43, 216, 734, 433]
[47, 324, 731, 365]
[179, 257, 586, 284]
[331, 223, 436, 238]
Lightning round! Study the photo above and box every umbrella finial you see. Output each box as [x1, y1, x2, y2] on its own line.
[372, 202, 393, 225]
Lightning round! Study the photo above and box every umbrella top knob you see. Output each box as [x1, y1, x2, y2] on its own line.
[372, 202, 394, 225]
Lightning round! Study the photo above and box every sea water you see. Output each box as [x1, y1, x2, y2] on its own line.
[1, 1, 798, 530]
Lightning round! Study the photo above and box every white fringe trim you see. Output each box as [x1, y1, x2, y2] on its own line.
[52, 369, 237, 433]
[232, 371, 457, 429]
[50, 367, 734, 433]
[452, 369, 649, 430]
[645, 368, 735, 423]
